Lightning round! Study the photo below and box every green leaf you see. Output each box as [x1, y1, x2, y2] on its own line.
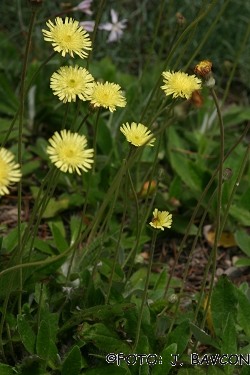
[229, 206, 250, 226]
[237, 288, 250, 336]
[0, 72, 19, 113]
[221, 314, 237, 375]
[169, 148, 196, 191]
[62, 346, 81, 375]
[79, 322, 130, 353]
[171, 215, 198, 235]
[238, 187, 250, 209]
[167, 320, 190, 355]
[48, 216, 66, 238]
[45, 312, 59, 342]
[0, 363, 15, 375]
[36, 320, 50, 359]
[235, 229, 250, 257]
[177, 368, 206, 375]
[22, 159, 41, 176]
[83, 366, 129, 375]
[239, 366, 250, 375]
[70, 215, 82, 245]
[35, 257, 67, 277]
[151, 343, 177, 375]
[34, 238, 55, 255]
[234, 258, 250, 267]
[97, 117, 113, 154]
[211, 275, 238, 337]
[2, 223, 26, 253]
[169, 175, 182, 200]
[51, 223, 68, 253]
[48, 339, 60, 365]
[59, 302, 136, 334]
[29, 138, 49, 160]
[17, 314, 36, 354]
[207, 367, 226, 375]
[99, 257, 124, 280]
[223, 106, 250, 127]
[189, 323, 220, 349]
[187, 161, 210, 192]
[42, 197, 69, 218]
[154, 268, 168, 290]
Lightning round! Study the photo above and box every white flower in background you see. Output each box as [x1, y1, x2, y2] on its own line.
[98, 9, 127, 43]
[79, 21, 95, 32]
[73, 0, 93, 15]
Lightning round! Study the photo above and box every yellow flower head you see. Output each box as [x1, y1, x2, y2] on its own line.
[42, 17, 92, 59]
[47, 130, 94, 175]
[161, 71, 202, 100]
[149, 208, 172, 231]
[89, 81, 126, 112]
[50, 65, 94, 103]
[0, 148, 22, 196]
[120, 122, 155, 147]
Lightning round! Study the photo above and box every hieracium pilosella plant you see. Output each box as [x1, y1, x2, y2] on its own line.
[0, 1, 249, 373]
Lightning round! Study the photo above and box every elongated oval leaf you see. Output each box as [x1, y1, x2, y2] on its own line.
[17, 314, 36, 355]
[62, 346, 81, 375]
[36, 320, 50, 359]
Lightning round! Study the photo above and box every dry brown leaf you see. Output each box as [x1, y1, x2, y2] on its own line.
[204, 226, 237, 248]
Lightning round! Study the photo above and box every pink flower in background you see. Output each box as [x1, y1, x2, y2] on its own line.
[98, 9, 127, 43]
[79, 21, 95, 32]
[73, 0, 93, 15]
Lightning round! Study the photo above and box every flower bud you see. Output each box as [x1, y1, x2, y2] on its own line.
[138, 180, 157, 198]
[194, 60, 215, 88]
[223, 168, 233, 181]
[87, 103, 99, 115]
[203, 76, 215, 89]
[157, 168, 166, 182]
[190, 90, 204, 108]
[175, 12, 186, 29]
[168, 294, 178, 304]
[194, 60, 212, 79]
[27, 0, 43, 11]
[222, 60, 233, 75]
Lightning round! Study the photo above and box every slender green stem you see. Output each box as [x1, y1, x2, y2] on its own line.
[84, 162, 126, 304]
[61, 103, 70, 130]
[133, 229, 158, 352]
[210, 88, 224, 253]
[165, 186, 218, 328]
[220, 144, 250, 237]
[6, 323, 16, 363]
[17, 10, 37, 315]
[105, 173, 128, 304]
[24, 169, 60, 267]
[123, 117, 168, 271]
[173, 0, 209, 71]
[18, 167, 56, 254]
[65, 109, 100, 285]
[92, 108, 101, 174]
[125, 0, 165, 112]
[1, 51, 57, 148]
[70, 100, 82, 131]
[36, 283, 44, 334]
[184, 0, 230, 71]
[195, 144, 250, 349]
[140, 0, 218, 123]
[86, 0, 106, 69]
[220, 20, 250, 109]
[200, 6, 248, 158]
[76, 113, 89, 132]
